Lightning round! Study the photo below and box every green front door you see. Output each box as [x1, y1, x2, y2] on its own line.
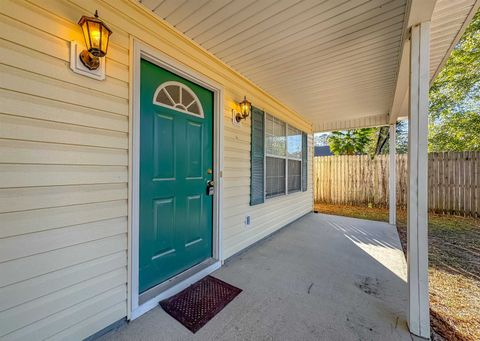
[139, 59, 214, 293]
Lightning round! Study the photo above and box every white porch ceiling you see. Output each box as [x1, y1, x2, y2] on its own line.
[139, 0, 479, 131]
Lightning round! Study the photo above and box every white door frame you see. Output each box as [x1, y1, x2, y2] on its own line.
[128, 39, 224, 320]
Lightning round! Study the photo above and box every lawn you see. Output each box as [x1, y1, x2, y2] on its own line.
[314, 203, 480, 341]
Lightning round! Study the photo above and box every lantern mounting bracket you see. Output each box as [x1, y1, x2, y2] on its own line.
[69, 40, 106, 80]
[79, 49, 100, 70]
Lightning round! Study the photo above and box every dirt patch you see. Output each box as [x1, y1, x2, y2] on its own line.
[315, 203, 480, 341]
[354, 276, 381, 298]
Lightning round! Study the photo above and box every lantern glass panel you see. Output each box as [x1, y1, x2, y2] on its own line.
[87, 21, 102, 55]
[81, 22, 90, 50]
[241, 99, 251, 117]
[101, 27, 110, 55]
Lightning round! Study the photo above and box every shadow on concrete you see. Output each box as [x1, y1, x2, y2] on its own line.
[100, 212, 412, 341]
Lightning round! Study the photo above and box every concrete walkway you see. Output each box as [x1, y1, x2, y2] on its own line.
[100, 213, 411, 341]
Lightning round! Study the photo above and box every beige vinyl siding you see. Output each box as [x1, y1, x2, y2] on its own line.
[222, 126, 314, 258]
[0, 0, 312, 339]
[0, 0, 129, 339]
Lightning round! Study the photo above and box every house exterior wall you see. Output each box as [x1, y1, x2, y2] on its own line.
[0, 0, 313, 339]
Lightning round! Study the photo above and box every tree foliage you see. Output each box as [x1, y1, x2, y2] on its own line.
[428, 10, 480, 152]
[326, 121, 408, 157]
[327, 129, 375, 155]
[429, 112, 480, 151]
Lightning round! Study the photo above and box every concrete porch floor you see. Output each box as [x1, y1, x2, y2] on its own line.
[100, 213, 412, 340]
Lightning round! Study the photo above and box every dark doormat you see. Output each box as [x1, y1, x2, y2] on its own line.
[159, 275, 242, 333]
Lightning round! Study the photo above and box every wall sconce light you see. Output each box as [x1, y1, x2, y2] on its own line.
[232, 96, 252, 125]
[77, 11, 112, 70]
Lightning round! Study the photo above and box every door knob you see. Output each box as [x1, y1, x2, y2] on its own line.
[206, 180, 215, 196]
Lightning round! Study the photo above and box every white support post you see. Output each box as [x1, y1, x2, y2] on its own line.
[389, 124, 396, 225]
[407, 22, 430, 339]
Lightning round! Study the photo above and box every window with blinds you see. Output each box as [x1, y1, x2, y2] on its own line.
[265, 114, 303, 198]
[250, 107, 307, 206]
[287, 126, 302, 193]
[265, 115, 287, 198]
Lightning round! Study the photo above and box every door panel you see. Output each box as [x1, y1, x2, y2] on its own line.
[186, 121, 203, 178]
[139, 59, 214, 293]
[153, 114, 174, 179]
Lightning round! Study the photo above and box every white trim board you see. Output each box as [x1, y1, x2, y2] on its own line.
[128, 38, 225, 320]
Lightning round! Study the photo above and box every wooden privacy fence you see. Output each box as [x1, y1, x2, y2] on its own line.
[314, 152, 480, 217]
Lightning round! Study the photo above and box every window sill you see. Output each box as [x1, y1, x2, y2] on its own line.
[265, 190, 305, 202]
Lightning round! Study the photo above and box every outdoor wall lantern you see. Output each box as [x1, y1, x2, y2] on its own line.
[70, 10, 111, 80]
[78, 11, 112, 70]
[233, 96, 252, 125]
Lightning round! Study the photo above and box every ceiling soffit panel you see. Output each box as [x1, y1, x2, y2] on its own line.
[138, 0, 474, 131]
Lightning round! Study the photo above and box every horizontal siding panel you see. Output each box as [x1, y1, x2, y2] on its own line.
[224, 207, 311, 259]
[230, 195, 312, 226]
[223, 187, 250, 199]
[3, 287, 126, 341]
[224, 195, 312, 231]
[0, 2, 129, 66]
[0, 89, 128, 131]
[0, 15, 128, 82]
[224, 141, 251, 152]
[222, 128, 250, 144]
[224, 203, 312, 243]
[0, 234, 127, 287]
[224, 134, 250, 146]
[223, 158, 251, 169]
[0, 216, 127, 262]
[48, 301, 127, 341]
[0, 38, 128, 98]
[0, 201, 127, 238]
[0, 164, 127, 188]
[0, 268, 126, 337]
[223, 178, 250, 188]
[223, 153, 252, 162]
[0, 184, 127, 213]
[222, 148, 251, 161]
[224, 126, 250, 141]
[0, 251, 126, 312]
[222, 167, 250, 178]
[0, 114, 127, 149]
[0, 64, 128, 116]
[222, 195, 249, 209]
[0, 139, 128, 166]
[24, 0, 130, 48]
[226, 199, 312, 236]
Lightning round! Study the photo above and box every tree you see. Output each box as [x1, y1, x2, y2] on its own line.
[429, 112, 480, 151]
[428, 10, 480, 152]
[314, 133, 329, 146]
[327, 121, 407, 157]
[327, 128, 375, 155]
[373, 120, 408, 155]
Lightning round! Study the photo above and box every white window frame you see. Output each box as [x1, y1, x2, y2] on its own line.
[264, 113, 302, 199]
[153, 80, 205, 118]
